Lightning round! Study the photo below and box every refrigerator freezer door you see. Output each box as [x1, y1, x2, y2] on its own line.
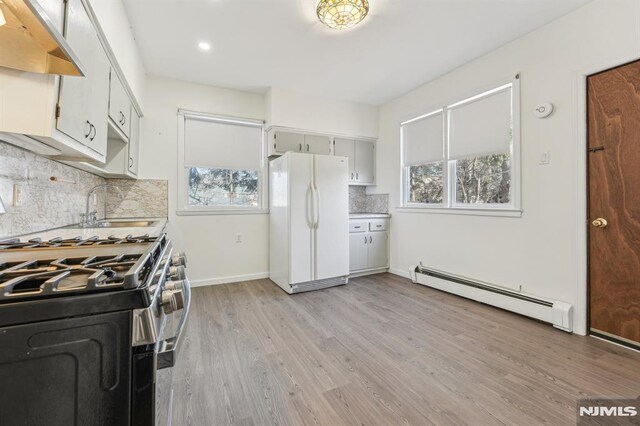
[313, 155, 349, 281]
[289, 153, 315, 284]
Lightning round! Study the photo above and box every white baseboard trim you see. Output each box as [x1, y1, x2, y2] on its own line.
[190, 272, 270, 287]
[388, 267, 411, 279]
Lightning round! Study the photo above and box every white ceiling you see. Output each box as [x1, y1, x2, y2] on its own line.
[122, 0, 590, 105]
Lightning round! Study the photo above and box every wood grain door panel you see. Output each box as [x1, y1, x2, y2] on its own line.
[587, 59, 640, 345]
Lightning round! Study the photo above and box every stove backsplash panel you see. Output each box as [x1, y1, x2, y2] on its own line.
[106, 179, 168, 218]
[0, 142, 106, 238]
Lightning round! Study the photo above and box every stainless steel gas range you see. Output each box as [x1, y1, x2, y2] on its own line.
[0, 233, 190, 426]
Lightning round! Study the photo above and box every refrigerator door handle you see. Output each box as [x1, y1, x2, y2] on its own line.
[306, 184, 314, 229]
[312, 182, 320, 229]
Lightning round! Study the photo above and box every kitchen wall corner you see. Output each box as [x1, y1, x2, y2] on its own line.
[349, 186, 389, 214]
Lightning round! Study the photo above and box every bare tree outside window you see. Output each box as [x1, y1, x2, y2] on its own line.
[455, 153, 511, 204]
[188, 167, 258, 207]
[408, 162, 443, 204]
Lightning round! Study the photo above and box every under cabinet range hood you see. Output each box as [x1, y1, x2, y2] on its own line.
[0, 0, 85, 75]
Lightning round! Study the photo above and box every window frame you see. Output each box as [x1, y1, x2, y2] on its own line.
[176, 109, 268, 215]
[399, 76, 521, 217]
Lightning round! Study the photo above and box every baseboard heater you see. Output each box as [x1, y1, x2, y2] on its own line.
[410, 264, 573, 333]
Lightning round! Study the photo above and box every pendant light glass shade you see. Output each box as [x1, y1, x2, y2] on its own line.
[317, 0, 369, 30]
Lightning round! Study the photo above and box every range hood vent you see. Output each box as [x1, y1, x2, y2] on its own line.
[0, 0, 85, 76]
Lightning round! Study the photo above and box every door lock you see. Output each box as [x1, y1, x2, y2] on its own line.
[592, 218, 608, 228]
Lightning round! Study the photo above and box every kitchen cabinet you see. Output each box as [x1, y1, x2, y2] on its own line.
[304, 134, 331, 155]
[349, 218, 389, 274]
[0, 0, 143, 164]
[349, 234, 368, 271]
[56, 0, 110, 157]
[269, 130, 304, 155]
[78, 107, 141, 178]
[108, 69, 132, 138]
[334, 138, 376, 185]
[268, 129, 333, 157]
[128, 111, 140, 175]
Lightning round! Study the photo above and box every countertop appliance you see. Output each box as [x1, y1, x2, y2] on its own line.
[269, 152, 349, 293]
[0, 233, 190, 426]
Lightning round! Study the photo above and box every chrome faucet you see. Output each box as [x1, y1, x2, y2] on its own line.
[83, 184, 123, 227]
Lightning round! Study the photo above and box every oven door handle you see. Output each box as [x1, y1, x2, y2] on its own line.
[157, 276, 191, 369]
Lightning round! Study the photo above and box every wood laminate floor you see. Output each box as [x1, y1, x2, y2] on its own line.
[171, 274, 640, 426]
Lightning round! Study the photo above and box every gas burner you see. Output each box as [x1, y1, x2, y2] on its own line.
[0, 235, 157, 250]
[0, 253, 149, 302]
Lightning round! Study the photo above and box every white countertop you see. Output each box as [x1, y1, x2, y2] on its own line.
[13, 217, 168, 241]
[349, 213, 391, 219]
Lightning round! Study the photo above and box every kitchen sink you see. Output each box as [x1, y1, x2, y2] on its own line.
[65, 220, 158, 229]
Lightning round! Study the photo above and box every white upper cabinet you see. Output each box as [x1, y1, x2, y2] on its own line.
[0, 0, 143, 166]
[334, 138, 356, 180]
[108, 69, 132, 138]
[269, 129, 304, 155]
[304, 134, 331, 155]
[334, 137, 375, 185]
[128, 110, 140, 175]
[56, 0, 109, 158]
[354, 139, 375, 184]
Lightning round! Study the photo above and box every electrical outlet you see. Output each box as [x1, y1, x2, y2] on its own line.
[236, 233, 242, 243]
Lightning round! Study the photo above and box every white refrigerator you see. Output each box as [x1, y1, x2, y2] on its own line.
[269, 152, 349, 294]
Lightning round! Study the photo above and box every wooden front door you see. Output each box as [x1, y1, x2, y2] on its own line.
[587, 59, 640, 347]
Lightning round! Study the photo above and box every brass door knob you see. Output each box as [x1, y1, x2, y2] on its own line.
[592, 218, 608, 228]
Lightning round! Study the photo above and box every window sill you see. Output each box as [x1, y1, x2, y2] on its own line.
[176, 208, 269, 216]
[396, 206, 522, 218]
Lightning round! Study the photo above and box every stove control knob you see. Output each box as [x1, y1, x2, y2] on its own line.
[161, 289, 185, 314]
[165, 279, 185, 292]
[171, 252, 187, 268]
[168, 265, 186, 280]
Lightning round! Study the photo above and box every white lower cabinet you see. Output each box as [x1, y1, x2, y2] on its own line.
[349, 218, 389, 274]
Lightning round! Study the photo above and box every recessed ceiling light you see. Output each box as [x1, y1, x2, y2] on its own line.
[198, 42, 211, 51]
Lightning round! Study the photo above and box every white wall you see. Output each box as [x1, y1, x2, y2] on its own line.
[267, 87, 378, 138]
[376, 0, 640, 334]
[139, 76, 268, 286]
[90, 0, 146, 109]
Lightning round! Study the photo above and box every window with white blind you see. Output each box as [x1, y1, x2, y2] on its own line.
[177, 110, 266, 214]
[400, 77, 520, 214]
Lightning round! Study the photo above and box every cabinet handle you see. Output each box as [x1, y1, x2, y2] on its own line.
[84, 120, 92, 138]
[299, 143, 302, 151]
[364, 236, 367, 244]
[89, 124, 96, 141]
[356, 172, 359, 180]
[354, 226, 361, 229]
[351, 173, 354, 180]
[122, 115, 126, 126]
[129, 157, 133, 167]
[369, 236, 372, 243]
[306, 144, 310, 152]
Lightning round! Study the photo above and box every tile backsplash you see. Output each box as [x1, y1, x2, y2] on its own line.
[106, 179, 168, 218]
[349, 186, 389, 214]
[0, 142, 106, 238]
[0, 142, 169, 238]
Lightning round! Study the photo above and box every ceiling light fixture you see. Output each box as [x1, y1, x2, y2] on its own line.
[317, 0, 369, 30]
[198, 41, 211, 51]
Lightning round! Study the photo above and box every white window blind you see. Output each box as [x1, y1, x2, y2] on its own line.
[401, 110, 444, 166]
[448, 85, 512, 160]
[184, 117, 262, 170]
